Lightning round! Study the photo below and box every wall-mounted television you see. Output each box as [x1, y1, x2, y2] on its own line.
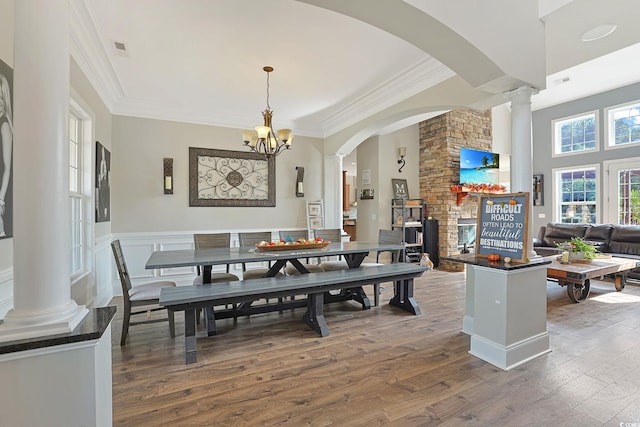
[459, 147, 500, 186]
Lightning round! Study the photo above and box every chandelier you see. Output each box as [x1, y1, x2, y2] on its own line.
[242, 66, 293, 157]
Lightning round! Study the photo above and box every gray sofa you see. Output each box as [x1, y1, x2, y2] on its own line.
[534, 222, 640, 280]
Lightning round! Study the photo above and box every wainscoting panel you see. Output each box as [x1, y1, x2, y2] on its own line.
[159, 241, 196, 277]
[94, 236, 114, 307]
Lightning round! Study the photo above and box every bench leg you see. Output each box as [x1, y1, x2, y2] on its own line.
[389, 278, 421, 315]
[303, 292, 329, 337]
[205, 306, 217, 336]
[185, 309, 198, 364]
[323, 286, 371, 310]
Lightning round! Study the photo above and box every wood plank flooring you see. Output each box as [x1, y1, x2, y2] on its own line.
[110, 270, 640, 426]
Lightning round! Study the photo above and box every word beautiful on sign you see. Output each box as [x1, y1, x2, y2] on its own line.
[476, 193, 529, 262]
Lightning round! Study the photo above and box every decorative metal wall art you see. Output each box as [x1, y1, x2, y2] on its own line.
[189, 147, 275, 207]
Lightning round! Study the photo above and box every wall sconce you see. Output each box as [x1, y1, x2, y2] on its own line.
[295, 166, 304, 197]
[164, 158, 173, 194]
[397, 147, 406, 172]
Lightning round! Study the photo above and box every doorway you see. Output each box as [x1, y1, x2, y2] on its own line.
[604, 157, 640, 224]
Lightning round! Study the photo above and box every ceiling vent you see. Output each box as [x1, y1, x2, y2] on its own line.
[111, 40, 129, 57]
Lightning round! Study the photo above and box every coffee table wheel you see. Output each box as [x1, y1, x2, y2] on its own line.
[615, 275, 625, 291]
[567, 279, 591, 303]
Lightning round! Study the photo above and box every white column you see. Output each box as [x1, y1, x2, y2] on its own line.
[323, 154, 344, 231]
[0, 0, 87, 341]
[506, 86, 540, 260]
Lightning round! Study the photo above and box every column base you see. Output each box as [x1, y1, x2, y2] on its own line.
[470, 331, 550, 371]
[461, 314, 474, 335]
[0, 302, 88, 342]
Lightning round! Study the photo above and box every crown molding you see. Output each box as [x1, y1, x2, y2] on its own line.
[318, 58, 455, 137]
[69, 0, 124, 110]
[69, 0, 452, 139]
[111, 99, 324, 137]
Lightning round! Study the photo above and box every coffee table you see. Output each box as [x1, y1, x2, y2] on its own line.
[544, 255, 640, 302]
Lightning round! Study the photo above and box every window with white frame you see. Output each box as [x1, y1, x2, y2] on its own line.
[69, 97, 92, 279]
[552, 111, 598, 156]
[554, 166, 599, 224]
[605, 100, 640, 149]
[69, 112, 83, 275]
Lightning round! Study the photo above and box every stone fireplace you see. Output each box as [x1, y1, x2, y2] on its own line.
[419, 109, 492, 271]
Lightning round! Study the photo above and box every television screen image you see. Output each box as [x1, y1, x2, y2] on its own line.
[459, 147, 500, 186]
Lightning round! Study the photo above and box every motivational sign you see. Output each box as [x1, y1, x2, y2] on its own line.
[475, 192, 529, 262]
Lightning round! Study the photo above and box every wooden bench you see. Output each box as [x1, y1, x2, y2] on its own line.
[160, 263, 428, 364]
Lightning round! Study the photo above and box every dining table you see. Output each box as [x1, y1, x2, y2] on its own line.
[145, 240, 407, 335]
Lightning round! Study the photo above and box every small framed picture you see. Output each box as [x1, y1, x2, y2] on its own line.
[308, 202, 323, 217]
[392, 178, 409, 199]
[309, 217, 324, 229]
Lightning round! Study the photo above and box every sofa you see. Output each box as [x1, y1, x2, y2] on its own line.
[534, 222, 640, 280]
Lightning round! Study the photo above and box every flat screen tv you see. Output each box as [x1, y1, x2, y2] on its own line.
[459, 147, 500, 187]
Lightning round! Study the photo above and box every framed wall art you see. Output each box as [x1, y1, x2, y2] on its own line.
[392, 178, 409, 199]
[307, 201, 323, 217]
[189, 147, 275, 207]
[0, 57, 13, 239]
[95, 141, 111, 222]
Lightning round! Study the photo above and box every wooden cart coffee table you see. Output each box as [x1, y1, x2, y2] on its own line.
[544, 255, 640, 303]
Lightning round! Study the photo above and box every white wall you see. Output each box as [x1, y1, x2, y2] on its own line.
[111, 115, 325, 233]
[492, 103, 512, 189]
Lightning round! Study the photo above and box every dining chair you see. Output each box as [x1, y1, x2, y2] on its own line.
[238, 231, 284, 279]
[193, 233, 240, 322]
[362, 229, 404, 306]
[193, 233, 240, 284]
[111, 239, 176, 346]
[279, 229, 325, 275]
[315, 228, 345, 271]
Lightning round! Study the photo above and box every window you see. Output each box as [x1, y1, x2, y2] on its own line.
[552, 111, 598, 156]
[69, 95, 93, 280]
[605, 100, 640, 149]
[69, 113, 82, 274]
[553, 165, 599, 224]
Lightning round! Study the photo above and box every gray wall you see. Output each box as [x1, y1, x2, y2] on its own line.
[532, 81, 640, 232]
[111, 115, 325, 233]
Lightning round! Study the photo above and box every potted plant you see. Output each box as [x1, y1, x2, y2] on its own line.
[556, 237, 598, 260]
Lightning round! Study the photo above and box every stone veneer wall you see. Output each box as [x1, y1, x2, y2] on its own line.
[419, 110, 492, 271]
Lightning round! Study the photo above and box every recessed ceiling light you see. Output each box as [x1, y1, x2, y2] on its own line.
[580, 24, 617, 42]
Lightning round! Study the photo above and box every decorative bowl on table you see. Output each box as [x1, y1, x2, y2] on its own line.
[254, 239, 331, 251]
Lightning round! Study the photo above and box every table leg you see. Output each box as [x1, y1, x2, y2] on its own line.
[267, 259, 288, 276]
[203, 265, 212, 284]
[185, 309, 197, 364]
[303, 292, 329, 337]
[288, 258, 310, 274]
[205, 306, 217, 336]
[349, 286, 371, 310]
[389, 278, 421, 315]
[343, 253, 367, 268]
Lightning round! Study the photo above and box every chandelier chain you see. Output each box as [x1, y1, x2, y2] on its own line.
[265, 71, 271, 111]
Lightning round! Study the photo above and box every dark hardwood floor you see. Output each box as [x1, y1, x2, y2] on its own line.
[110, 269, 640, 426]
